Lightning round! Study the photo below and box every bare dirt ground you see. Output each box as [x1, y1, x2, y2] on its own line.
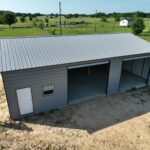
[0, 78, 150, 150]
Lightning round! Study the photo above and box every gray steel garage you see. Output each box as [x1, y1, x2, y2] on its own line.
[1, 33, 150, 119]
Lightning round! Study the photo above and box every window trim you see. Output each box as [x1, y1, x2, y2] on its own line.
[42, 83, 55, 96]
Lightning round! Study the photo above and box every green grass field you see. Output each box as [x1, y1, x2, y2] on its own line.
[0, 17, 150, 42]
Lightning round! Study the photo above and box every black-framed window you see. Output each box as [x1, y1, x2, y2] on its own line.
[42, 84, 54, 96]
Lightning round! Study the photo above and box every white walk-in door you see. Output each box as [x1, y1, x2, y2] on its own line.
[16, 88, 33, 115]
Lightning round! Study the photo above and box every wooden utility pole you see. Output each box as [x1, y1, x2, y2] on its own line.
[95, 10, 97, 33]
[59, 2, 62, 35]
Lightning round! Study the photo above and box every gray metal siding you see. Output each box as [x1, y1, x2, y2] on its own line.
[123, 58, 150, 79]
[132, 59, 144, 76]
[123, 60, 132, 72]
[107, 58, 122, 95]
[147, 74, 150, 85]
[2, 66, 67, 119]
[142, 58, 150, 79]
[2, 55, 150, 120]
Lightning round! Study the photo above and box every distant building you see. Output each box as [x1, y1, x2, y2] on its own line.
[120, 18, 132, 27]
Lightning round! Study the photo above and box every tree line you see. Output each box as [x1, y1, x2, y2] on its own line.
[1, 10, 150, 19]
[0, 10, 147, 35]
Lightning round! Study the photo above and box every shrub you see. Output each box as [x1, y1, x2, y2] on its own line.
[29, 16, 32, 21]
[132, 18, 145, 35]
[20, 16, 26, 23]
[38, 21, 44, 30]
[101, 16, 107, 22]
[115, 16, 120, 22]
[51, 29, 56, 35]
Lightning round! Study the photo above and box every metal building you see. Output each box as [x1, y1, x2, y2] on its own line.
[1, 33, 150, 119]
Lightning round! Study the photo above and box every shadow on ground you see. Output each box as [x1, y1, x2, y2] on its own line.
[21, 87, 150, 134]
[0, 120, 33, 132]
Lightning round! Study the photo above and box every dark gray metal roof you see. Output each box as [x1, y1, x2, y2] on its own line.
[0, 33, 150, 72]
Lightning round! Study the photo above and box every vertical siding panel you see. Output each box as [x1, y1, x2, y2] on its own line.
[147, 75, 150, 86]
[123, 60, 132, 72]
[107, 58, 122, 95]
[2, 66, 68, 119]
[142, 58, 150, 79]
[132, 59, 144, 76]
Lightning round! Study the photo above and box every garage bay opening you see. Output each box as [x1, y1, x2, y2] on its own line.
[119, 58, 150, 92]
[68, 63, 110, 104]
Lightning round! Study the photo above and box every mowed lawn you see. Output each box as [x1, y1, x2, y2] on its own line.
[0, 17, 150, 42]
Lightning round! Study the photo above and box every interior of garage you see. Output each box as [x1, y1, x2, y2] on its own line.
[68, 63, 109, 103]
[119, 58, 150, 92]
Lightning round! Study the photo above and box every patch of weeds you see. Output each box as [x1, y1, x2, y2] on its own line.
[1, 120, 33, 132]
[38, 112, 45, 116]
[49, 108, 58, 114]
[0, 122, 8, 133]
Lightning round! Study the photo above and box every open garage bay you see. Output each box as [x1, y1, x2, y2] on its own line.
[68, 64, 109, 103]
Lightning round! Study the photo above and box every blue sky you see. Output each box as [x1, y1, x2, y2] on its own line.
[0, 0, 150, 14]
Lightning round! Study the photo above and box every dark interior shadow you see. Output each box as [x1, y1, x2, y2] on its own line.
[0, 120, 33, 132]
[22, 87, 150, 134]
[68, 65, 109, 102]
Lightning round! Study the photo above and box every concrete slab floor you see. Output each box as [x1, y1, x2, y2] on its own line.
[119, 70, 146, 92]
[68, 65, 109, 103]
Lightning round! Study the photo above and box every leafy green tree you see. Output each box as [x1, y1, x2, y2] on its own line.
[44, 17, 49, 27]
[115, 16, 120, 21]
[135, 11, 146, 18]
[49, 13, 54, 18]
[54, 14, 58, 18]
[74, 14, 79, 18]
[20, 16, 26, 22]
[32, 17, 39, 27]
[112, 12, 120, 21]
[4, 12, 17, 27]
[29, 16, 32, 21]
[51, 29, 56, 35]
[38, 21, 44, 30]
[0, 15, 5, 24]
[45, 18, 49, 23]
[101, 16, 107, 22]
[132, 18, 145, 35]
[65, 14, 73, 19]
[32, 19, 37, 27]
